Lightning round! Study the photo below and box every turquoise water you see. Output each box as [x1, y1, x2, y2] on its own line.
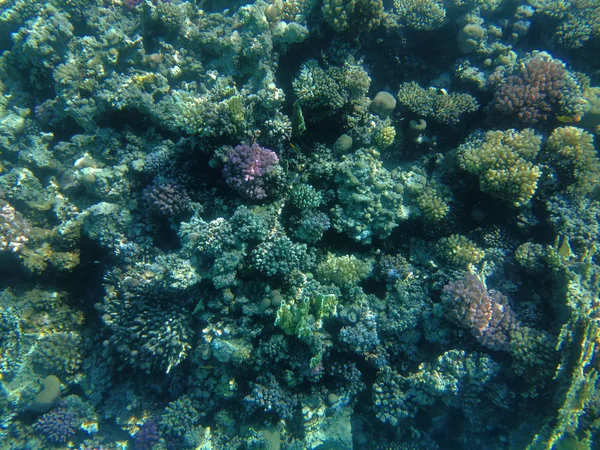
[0, 0, 599, 448]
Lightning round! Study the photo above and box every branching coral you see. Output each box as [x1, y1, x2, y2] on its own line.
[316, 253, 373, 288]
[393, 0, 446, 30]
[322, 0, 383, 33]
[222, 144, 283, 200]
[458, 128, 542, 206]
[492, 53, 585, 123]
[544, 126, 600, 197]
[442, 274, 519, 351]
[332, 148, 406, 244]
[397, 82, 478, 125]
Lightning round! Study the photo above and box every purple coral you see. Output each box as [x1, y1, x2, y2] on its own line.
[222, 144, 280, 200]
[492, 58, 566, 124]
[34, 407, 78, 444]
[142, 178, 190, 217]
[442, 274, 518, 351]
[133, 418, 159, 450]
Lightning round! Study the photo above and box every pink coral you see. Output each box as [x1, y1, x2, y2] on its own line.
[442, 274, 518, 351]
[492, 58, 566, 124]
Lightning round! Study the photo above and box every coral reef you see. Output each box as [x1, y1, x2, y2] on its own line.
[492, 52, 585, 124]
[0, 0, 599, 448]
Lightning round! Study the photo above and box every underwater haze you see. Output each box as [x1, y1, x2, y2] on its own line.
[1, 0, 600, 448]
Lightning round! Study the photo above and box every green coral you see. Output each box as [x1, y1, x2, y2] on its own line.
[393, 0, 446, 31]
[529, 0, 600, 48]
[373, 125, 396, 149]
[293, 58, 371, 123]
[332, 148, 406, 244]
[164, 84, 248, 138]
[316, 253, 373, 288]
[514, 242, 546, 273]
[374, 350, 505, 427]
[396, 82, 478, 125]
[289, 183, 322, 211]
[275, 284, 338, 340]
[458, 129, 542, 206]
[251, 232, 311, 277]
[322, 0, 383, 33]
[509, 326, 557, 396]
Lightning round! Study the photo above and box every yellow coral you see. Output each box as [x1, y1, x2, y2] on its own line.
[416, 186, 450, 223]
[316, 253, 373, 287]
[322, 0, 383, 33]
[374, 125, 396, 149]
[436, 234, 485, 268]
[459, 129, 542, 206]
[545, 126, 600, 197]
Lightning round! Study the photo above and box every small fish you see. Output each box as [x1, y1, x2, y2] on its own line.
[199, 365, 214, 370]
[289, 142, 301, 154]
[556, 115, 581, 123]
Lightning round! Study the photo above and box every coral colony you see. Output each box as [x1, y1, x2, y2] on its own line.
[0, 0, 599, 449]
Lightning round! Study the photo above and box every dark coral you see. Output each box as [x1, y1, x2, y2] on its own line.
[142, 177, 190, 217]
[244, 374, 298, 420]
